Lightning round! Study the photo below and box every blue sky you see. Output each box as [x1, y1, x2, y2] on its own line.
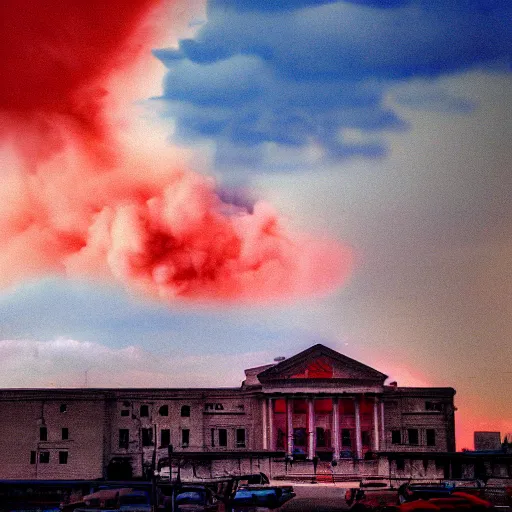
[154, 0, 510, 171]
[1, 0, 511, 448]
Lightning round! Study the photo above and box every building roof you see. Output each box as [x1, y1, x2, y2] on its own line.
[257, 343, 388, 383]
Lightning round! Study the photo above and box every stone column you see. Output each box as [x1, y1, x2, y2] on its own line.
[333, 397, 340, 460]
[307, 398, 315, 460]
[262, 398, 268, 450]
[286, 398, 294, 455]
[380, 400, 385, 450]
[354, 396, 363, 459]
[268, 398, 274, 451]
[373, 398, 380, 451]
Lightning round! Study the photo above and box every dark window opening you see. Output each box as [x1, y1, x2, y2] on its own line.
[142, 428, 153, 446]
[211, 428, 215, 447]
[39, 451, 50, 464]
[391, 430, 402, 444]
[219, 429, 227, 447]
[408, 428, 419, 445]
[342, 429, 352, 448]
[181, 405, 190, 417]
[361, 430, 371, 447]
[316, 427, 331, 448]
[396, 457, 405, 471]
[182, 429, 190, 447]
[426, 429, 436, 446]
[40, 426, 48, 441]
[159, 405, 168, 416]
[30, 451, 36, 465]
[236, 428, 246, 448]
[140, 405, 149, 417]
[160, 429, 170, 448]
[62, 428, 69, 440]
[425, 401, 443, 412]
[121, 409, 130, 417]
[276, 428, 285, 450]
[452, 461, 463, 479]
[59, 451, 68, 464]
[119, 429, 129, 449]
[60, 404, 67, 413]
[293, 427, 307, 447]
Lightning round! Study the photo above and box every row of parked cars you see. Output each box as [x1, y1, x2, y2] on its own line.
[345, 479, 499, 512]
[58, 473, 295, 512]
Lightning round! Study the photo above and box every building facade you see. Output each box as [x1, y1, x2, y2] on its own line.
[0, 344, 456, 480]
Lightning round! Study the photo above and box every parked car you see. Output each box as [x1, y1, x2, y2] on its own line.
[69, 488, 151, 512]
[345, 480, 398, 512]
[173, 486, 220, 512]
[231, 485, 295, 510]
[398, 492, 493, 512]
[398, 481, 485, 504]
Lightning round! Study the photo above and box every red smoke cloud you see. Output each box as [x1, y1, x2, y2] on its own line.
[0, 0, 351, 302]
[0, 0, 161, 162]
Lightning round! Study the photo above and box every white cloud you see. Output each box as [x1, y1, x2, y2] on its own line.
[0, 338, 271, 389]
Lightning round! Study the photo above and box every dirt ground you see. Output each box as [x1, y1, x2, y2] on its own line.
[279, 484, 350, 512]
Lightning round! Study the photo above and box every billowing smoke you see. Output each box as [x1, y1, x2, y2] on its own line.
[0, 0, 351, 303]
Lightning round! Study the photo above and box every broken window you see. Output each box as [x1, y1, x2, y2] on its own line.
[121, 409, 130, 417]
[182, 429, 190, 447]
[236, 428, 246, 448]
[39, 451, 50, 464]
[159, 405, 168, 416]
[425, 401, 443, 412]
[60, 404, 67, 413]
[119, 429, 129, 449]
[142, 428, 153, 446]
[140, 405, 149, 417]
[40, 426, 47, 441]
[160, 429, 170, 448]
[62, 428, 69, 440]
[426, 429, 436, 446]
[181, 405, 190, 417]
[59, 451, 68, 464]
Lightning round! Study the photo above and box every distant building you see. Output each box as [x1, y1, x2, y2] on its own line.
[474, 431, 502, 451]
[0, 344, 456, 480]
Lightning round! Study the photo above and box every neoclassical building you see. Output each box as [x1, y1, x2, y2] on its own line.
[0, 344, 456, 480]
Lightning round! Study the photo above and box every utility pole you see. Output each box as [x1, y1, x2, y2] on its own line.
[151, 424, 157, 510]
[168, 444, 174, 512]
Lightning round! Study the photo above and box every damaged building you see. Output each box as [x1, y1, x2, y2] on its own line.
[0, 344, 458, 480]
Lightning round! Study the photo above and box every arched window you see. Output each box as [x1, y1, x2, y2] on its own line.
[159, 405, 168, 417]
[181, 405, 190, 417]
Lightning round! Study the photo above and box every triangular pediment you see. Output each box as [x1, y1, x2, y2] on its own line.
[257, 344, 387, 383]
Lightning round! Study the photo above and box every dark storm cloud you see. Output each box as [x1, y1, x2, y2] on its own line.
[154, 0, 510, 168]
